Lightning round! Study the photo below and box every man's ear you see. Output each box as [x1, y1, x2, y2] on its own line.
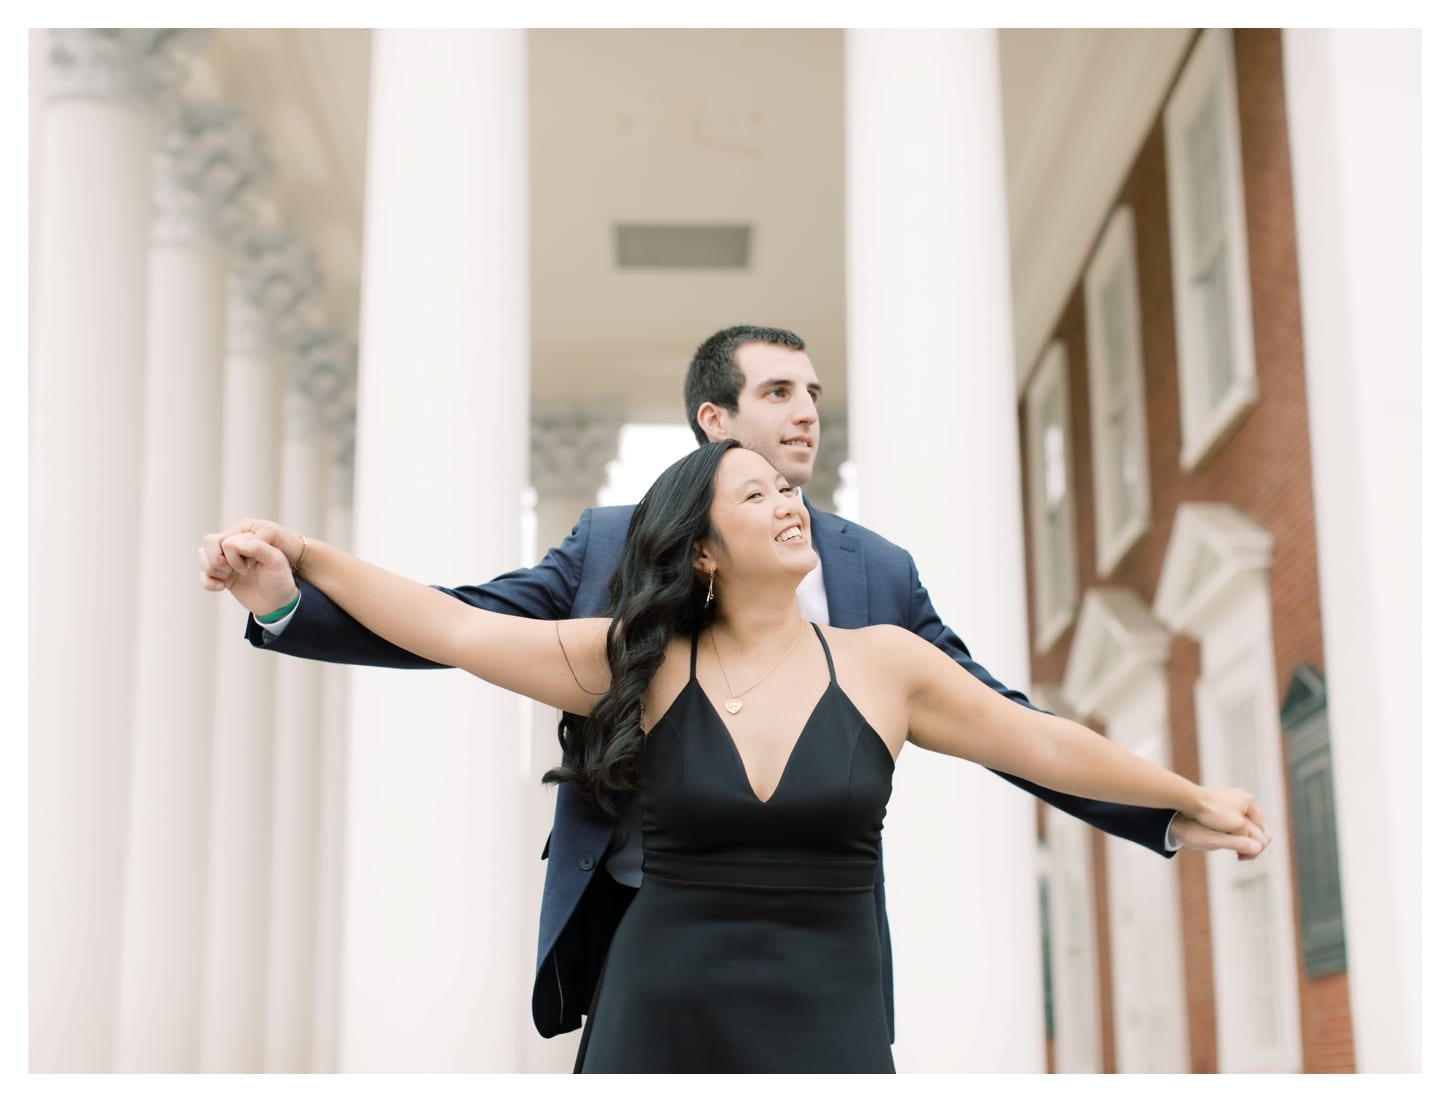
[695, 402, 732, 443]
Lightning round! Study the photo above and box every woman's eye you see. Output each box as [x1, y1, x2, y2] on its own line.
[746, 491, 762, 501]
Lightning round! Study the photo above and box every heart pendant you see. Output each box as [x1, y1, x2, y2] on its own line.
[724, 699, 743, 715]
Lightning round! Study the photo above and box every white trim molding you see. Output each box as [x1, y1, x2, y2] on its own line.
[1083, 206, 1152, 573]
[1163, 29, 1259, 470]
[1061, 588, 1170, 721]
[1152, 502, 1273, 637]
[1024, 341, 1079, 652]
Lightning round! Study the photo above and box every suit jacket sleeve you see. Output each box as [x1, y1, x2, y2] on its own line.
[243, 507, 594, 668]
[902, 555, 1176, 858]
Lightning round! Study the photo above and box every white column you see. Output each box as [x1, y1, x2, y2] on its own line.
[343, 29, 530, 1071]
[806, 412, 849, 512]
[522, 406, 622, 1074]
[262, 385, 334, 1070]
[310, 429, 355, 1073]
[29, 28, 201, 1072]
[199, 274, 286, 1071]
[1282, 29, 1421, 1072]
[844, 29, 1042, 1071]
[113, 108, 230, 1072]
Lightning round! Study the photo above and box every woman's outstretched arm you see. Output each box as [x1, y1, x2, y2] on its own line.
[211, 521, 609, 716]
[879, 627, 1269, 852]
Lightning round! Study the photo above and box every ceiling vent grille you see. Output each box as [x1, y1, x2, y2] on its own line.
[614, 223, 752, 269]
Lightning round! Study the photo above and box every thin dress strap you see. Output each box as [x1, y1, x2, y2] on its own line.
[810, 622, 837, 683]
[689, 630, 700, 681]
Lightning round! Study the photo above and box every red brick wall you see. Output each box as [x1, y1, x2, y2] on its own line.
[1023, 29, 1354, 1072]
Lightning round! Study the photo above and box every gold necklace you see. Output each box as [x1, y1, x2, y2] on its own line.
[709, 620, 809, 715]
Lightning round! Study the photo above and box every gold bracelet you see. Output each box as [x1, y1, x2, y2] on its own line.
[291, 533, 309, 574]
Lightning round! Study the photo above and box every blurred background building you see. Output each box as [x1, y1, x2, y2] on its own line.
[28, 28, 1420, 1073]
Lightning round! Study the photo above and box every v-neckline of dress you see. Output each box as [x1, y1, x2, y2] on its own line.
[695, 681, 834, 806]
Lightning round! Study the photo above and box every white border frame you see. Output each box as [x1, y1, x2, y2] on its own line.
[1084, 206, 1152, 573]
[1163, 28, 1259, 469]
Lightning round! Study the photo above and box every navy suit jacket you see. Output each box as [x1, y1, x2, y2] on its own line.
[246, 499, 1176, 1041]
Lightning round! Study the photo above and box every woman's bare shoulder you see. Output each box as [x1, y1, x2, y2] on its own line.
[820, 622, 927, 655]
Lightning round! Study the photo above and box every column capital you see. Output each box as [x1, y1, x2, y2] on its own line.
[287, 329, 355, 419]
[234, 227, 322, 339]
[160, 101, 274, 249]
[530, 404, 626, 502]
[44, 29, 206, 106]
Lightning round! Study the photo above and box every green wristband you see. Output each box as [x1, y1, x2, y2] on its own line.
[256, 591, 301, 624]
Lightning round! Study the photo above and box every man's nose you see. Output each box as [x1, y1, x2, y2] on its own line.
[791, 396, 817, 423]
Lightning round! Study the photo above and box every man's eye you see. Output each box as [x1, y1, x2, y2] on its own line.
[768, 388, 786, 398]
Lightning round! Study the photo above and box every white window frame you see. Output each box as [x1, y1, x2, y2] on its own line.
[1164, 28, 1259, 470]
[1025, 341, 1078, 652]
[1084, 206, 1152, 574]
[1193, 593, 1303, 1072]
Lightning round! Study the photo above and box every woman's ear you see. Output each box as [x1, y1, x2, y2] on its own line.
[692, 542, 716, 577]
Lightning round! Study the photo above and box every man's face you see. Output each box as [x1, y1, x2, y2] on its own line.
[699, 342, 822, 488]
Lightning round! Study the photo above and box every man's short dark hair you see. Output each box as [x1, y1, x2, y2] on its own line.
[683, 325, 807, 445]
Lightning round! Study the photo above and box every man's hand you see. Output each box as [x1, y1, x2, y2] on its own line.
[199, 518, 302, 619]
[1168, 810, 1272, 861]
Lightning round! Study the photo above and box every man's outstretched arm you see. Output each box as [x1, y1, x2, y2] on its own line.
[206, 510, 598, 670]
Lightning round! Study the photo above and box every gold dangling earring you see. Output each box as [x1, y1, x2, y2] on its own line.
[705, 569, 715, 607]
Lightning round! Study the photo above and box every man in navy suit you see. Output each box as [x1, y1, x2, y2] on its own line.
[217, 324, 1259, 1043]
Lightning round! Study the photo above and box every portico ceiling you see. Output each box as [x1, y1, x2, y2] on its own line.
[194, 28, 1192, 418]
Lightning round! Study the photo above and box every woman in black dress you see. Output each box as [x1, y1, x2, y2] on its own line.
[207, 440, 1269, 1073]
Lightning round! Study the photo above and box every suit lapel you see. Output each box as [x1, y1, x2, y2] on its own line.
[808, 501, 868, 628]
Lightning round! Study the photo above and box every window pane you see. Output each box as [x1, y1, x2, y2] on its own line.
[1100, 267, 1130, 397]
[1187, 87, 1225, 263]
[1106, 411, 1132, 535]
[1048, 508, 1073, 613]
[1044, 422, 1066, 506]
[1198, 251, 1236, 409]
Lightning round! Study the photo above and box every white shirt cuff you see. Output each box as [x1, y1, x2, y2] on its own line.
[254, 594, 300, 635]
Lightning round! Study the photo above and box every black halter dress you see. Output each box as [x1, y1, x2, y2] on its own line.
[574, 623, 897, 1073]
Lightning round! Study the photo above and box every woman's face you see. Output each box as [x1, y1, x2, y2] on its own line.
[699, 448, 817, 589]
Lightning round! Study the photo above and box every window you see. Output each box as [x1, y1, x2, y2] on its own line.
[1025, 342, 1078, 651]
[1084, 207, 1152, 573]
[1164, 29, 1258, 469]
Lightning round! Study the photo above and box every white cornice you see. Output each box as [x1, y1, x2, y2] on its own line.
[1006, 29, 1194, 395]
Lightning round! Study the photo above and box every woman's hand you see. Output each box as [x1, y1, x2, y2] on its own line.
[1191, 787, 1271, 856]
[198, 518, 303, 618]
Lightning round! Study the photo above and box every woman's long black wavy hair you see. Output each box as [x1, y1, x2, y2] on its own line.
[541, 439, 740, 818]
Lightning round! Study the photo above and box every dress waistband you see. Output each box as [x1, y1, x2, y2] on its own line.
[642, 848, 879, 890]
